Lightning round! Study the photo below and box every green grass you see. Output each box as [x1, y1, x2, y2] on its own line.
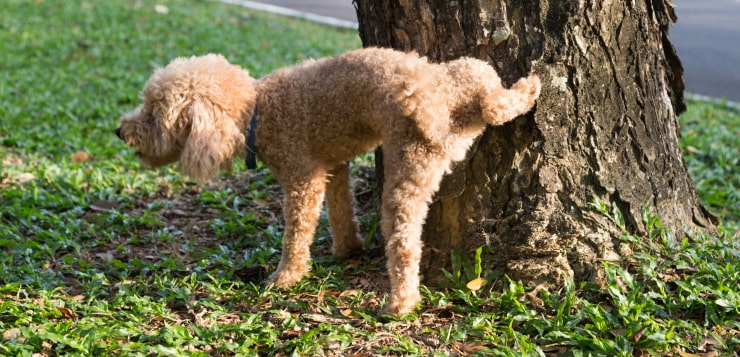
[681, 97, 740, 229]
[1, 0, 739, 356]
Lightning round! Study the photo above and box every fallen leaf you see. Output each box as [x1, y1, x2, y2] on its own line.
[71, 150, 90, 162]
[253, 198, 269, 207]
[12, 172, 36, 184]
[339, 289, 361, 298]
[685, 146, 701, 154]
[3, 328, 22, 340]
[90, 200, 117, 212]
[678, 352, 701, 357]
[279, 329, 302, 340]
[466, 277, 487, 291]
[629, 325, 649, 342]
[610, 328, 626, 337]
[58, 307, 77, 319]
[698, 336, 722, 350]
[95, 251, 114, 261]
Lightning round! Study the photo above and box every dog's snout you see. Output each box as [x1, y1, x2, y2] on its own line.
[115, 127, 122, 140]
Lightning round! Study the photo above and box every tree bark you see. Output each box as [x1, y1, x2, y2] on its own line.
[354, 0, 717, 287]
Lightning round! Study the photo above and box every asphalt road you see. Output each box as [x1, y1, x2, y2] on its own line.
[672, 0, 740, 101]
[247, 0, 740, 101]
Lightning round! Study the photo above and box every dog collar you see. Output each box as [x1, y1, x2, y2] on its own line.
[246, 105, 258, 169]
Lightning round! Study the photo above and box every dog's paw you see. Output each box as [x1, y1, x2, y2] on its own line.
[332, 236, 364, 259]
[383, 291, 421, 317]
[267, 269, 304, 289]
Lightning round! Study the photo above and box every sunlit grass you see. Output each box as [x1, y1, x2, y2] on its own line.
[1, 0, 738, 355]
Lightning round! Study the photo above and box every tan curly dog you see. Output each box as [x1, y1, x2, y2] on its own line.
[116, 47, 540, 316]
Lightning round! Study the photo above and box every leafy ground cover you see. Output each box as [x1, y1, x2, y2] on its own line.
[1, 0, 739, 356]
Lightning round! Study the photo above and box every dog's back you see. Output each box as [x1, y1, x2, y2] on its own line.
[254, 48, 435, 165]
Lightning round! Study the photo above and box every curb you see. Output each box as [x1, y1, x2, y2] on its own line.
[218, 0, 358, 29]
[685, 93, 740, 111]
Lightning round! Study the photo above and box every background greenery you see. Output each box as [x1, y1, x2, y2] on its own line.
[1, 0, 738, 355]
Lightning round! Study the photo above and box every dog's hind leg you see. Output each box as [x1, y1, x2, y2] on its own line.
[326, 162, 364, 258]
[380, 145, 451, 316]
[269, 169, 327, 288]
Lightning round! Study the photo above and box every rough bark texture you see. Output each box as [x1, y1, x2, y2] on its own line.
[354, 0, 717, 287]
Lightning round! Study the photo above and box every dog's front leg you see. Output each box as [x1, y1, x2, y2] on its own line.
[269, 170, 327, 288]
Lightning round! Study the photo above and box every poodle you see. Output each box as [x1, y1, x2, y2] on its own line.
[115, 47, 541, 316]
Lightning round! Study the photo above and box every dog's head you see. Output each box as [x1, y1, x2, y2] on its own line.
[116, 54, 256, 182]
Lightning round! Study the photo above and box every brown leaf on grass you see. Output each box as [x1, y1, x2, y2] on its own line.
[629, 325, 649, 343]
[339, 289, 361, 298]
[678, 352, 701, 357]
[253, 198, 269, 207]
[698, 336, 723, 351]
[58, 307, 76, 319]
[3, 328, 22, 341]
[466, 277, 487, 291]
[452, 341, 489, 354]
[70, 150, 90, 163]
[89, 200, 117, 212]
[95, 251, 115, 262]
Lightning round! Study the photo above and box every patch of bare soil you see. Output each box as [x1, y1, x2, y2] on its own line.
[82, 166, 384, 275]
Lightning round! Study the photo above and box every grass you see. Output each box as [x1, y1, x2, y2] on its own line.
[1, 0, 739, 355]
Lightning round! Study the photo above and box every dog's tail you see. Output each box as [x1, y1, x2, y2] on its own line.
[480, 74, 541, 126]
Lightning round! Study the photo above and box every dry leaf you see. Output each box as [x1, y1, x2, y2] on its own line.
[90, 200, 117, 212]
[629, 325, 649, 342]
[12, 172, 36, 184]
[698, 336, 722, 350]
[3, 328, 22, 340]
[71, 150, 90, 162]
[466, 277, 487, 291]
[58, 307, 76, 319]
[610, 328, 626, 337]
[95, 251, 114, 261]
[678, 352, 701, 357]
[339, 289, 360, 298]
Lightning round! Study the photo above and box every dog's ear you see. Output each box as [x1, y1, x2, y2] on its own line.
[178, 98, 245, 183]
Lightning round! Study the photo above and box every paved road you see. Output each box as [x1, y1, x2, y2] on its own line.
[672, 0, 740, 101]
[246, 0, 740, 101]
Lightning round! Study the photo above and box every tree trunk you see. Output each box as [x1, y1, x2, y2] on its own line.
[354, 0, 717, 287]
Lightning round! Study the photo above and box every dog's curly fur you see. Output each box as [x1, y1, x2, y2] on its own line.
[116, 47, 540, 316]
